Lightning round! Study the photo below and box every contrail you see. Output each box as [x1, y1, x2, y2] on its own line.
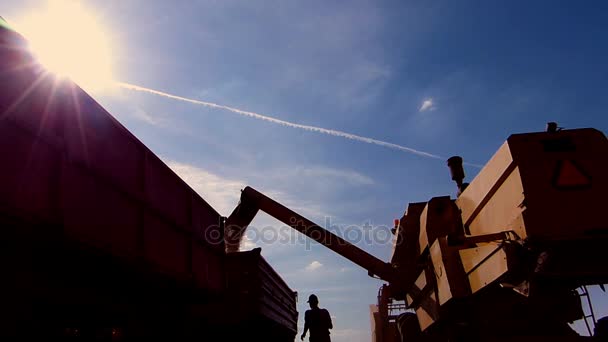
[117, 81, 483, 167]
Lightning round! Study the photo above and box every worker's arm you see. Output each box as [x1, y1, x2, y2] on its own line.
[301, 311, 309, 340]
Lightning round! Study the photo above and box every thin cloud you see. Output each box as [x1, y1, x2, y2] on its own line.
[305, 261, 323, 271]
[165, 160, 246, 214]
[165, 160, 343, 234]
[132, 107, 163, 126]
[273, 166, 375, 188]
[419, 98, 435, 112]
[117, 82, 442, 160]
[299, 166, 375, 186]
[331, 329, 369, 339]
[297, 285, 358, 293]
[119, 84, 484, 168]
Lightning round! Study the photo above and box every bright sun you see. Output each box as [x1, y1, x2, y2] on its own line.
[13, 0, 114, 91]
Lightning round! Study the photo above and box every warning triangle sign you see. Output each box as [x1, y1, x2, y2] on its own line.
[554, 160, 591, 188]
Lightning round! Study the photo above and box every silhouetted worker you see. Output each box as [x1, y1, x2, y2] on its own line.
[301, 294, 332, 342]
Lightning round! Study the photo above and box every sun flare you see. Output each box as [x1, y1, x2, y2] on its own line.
[13, 0, 114, 92]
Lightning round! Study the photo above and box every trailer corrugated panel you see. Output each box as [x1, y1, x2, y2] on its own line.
[0, 25, 224, 290]
[63, 91, 145, 199]
[0, 121, 61, 222]
[61, 163, 140, 257]
[225, 248, 298, 339]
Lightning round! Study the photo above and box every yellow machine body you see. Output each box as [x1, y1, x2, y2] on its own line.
[457, 128, 608, 241]
[391, 128, 608, 336]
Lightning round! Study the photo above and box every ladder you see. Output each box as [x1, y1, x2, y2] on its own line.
[578, 285, 597, 336]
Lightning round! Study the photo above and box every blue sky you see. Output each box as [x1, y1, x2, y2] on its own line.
[5, 0, 608, 340]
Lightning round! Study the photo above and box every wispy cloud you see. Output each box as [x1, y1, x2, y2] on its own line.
[298, 166, 375, 186]
[165, 161, 246, 215]
[331, 328, 370, 340]
[419, 98, 435, 112]
[297, 285, 358, 293]
[119, 85, 483, 167]
[131, 106, 164, 126]
[305, 260, 323, 271]
[332, 62, 392, 110]
[164, 160, 351, 233]
[117, 82, 443, 160]
[269, 166, 375, 190]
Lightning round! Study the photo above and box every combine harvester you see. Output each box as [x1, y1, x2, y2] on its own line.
[222, 124, 608, 341]
[2, 16, 607, 341]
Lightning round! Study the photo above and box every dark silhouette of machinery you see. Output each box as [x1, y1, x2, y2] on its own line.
[223, 125, 608, 341]
[0, 20, 296, 341]
[2, 16, 607, 341]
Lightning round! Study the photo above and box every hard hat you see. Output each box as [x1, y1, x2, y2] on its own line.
[307, 294, 318, 303]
